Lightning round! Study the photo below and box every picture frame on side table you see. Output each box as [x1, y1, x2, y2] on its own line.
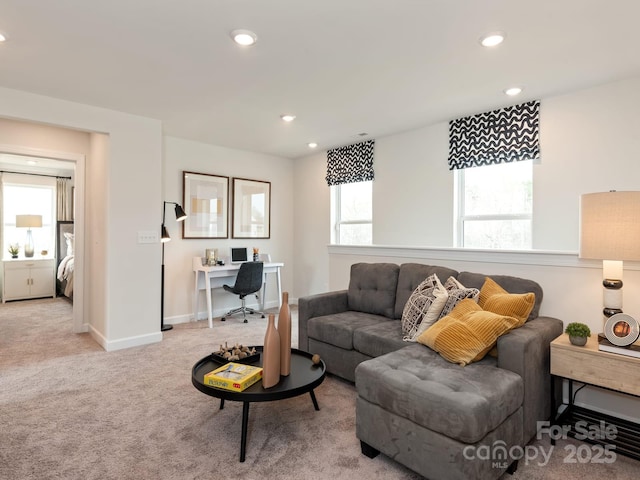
[232, 177, 271, 239]
[183, 171, 229, 239]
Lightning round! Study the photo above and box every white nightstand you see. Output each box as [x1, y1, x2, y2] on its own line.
[2, 258, 56, 303]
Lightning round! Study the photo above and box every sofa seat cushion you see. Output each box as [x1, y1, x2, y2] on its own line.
[355, 344, 523, 444]
[307, 311, 389, 350]
[353, 320, 407, 358]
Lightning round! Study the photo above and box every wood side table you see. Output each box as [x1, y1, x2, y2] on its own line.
[550, 334, 640, 460]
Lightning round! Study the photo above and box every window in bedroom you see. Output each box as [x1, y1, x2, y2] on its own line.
[331, 180, 372, 245]
[455, 160, 532, 249]
[2, 176, 56, 259]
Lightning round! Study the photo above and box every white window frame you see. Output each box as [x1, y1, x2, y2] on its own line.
[2, 174, 57, 258]
[454, 163, 532, 249]
[331, 181, 372, 245]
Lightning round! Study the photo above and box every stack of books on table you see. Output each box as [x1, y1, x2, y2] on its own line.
[204, 362, 263, 391]
[598, 336, 640, 359]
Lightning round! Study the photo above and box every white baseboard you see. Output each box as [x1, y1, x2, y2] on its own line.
[90, 325, 162, 351]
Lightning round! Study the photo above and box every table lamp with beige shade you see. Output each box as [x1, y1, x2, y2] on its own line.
[15, 214, 42, 258]
[579, 191, 640, 333]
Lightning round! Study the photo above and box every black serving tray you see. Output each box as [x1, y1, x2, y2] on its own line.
[209, 346, 261, 365]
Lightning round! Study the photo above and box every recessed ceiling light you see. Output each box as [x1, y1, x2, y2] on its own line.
[231, 29, 257, 46]
[504, 87, 523, 96]
[0, 33, 6, 42]
[280, 114, 296, 122]
[480, 32, 505, 47]
[308, 142, 318, 149]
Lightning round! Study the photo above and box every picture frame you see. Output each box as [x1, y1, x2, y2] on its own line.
[232, 177, 271, 239]
[182, 171, 229, 239]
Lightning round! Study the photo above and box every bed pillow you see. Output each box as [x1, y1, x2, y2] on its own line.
[64, 232, 74, 257]
[401, 274, 448, 341]
[478, 277, 535, 327]
[417, 299, 520, 366]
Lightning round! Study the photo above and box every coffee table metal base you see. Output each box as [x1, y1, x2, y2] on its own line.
[219, 391, 320, 462]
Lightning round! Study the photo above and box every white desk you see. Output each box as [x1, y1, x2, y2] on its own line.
[192, 258, 284, 328]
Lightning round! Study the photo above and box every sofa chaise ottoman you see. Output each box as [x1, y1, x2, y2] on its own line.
[298, 262, 563, 480]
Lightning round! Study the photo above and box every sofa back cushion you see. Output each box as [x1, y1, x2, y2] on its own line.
[348, 263, 400, 318]
[394, 263, 459, 319]
[456, 271, 543, 321]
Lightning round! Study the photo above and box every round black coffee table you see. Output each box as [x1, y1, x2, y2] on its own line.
[192, 348, 326, 462]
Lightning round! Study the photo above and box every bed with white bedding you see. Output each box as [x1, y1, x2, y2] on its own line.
[56, 221, 74, 299]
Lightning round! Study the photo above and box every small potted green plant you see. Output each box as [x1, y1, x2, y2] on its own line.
[7, 243, 19, 259]
[565, 322, 591, 346]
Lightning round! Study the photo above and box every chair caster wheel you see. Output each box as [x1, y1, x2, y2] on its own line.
[261, 314, 265, 318]
[221, 317, 226, 321]
[244, 319, 248, 323]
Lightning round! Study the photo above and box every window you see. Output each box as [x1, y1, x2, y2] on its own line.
[331, 180, 372, 245]
[455, 160, 532, 249]
[2, 177, 56, 259]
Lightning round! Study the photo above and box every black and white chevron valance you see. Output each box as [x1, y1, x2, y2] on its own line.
[326, 139, 375, 186]
[448, 100, 540, 170]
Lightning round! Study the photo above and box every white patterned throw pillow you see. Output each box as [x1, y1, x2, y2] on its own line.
[439, 276, 480, 318]
[401, 274, 448, 342]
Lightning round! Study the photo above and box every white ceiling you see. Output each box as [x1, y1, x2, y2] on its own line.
[1, 1, 639, 159]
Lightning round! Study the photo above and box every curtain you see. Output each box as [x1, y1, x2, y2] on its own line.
[448, 100, 540, 170]
[326, 139, 375, 186]
[56, 178, 71, 221]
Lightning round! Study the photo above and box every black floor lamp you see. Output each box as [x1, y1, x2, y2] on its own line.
[161, 201, 187, 332]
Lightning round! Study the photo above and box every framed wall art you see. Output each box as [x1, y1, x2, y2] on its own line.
[232, 177, 271, 239]
[182, 171, 229, 238]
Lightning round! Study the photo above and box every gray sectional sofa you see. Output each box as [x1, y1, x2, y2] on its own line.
[298, 262, 563, 480]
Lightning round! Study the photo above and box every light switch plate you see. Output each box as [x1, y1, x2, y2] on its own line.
[137, 231, 158, 244]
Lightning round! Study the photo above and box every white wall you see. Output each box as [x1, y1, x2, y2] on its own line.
[293, 153, 332, 297]
[0, 117, 91, 153]
[0, 86, 163, 350]
[373, 122, 454, 246]
[162, 136, 294, 322]
[294, 75, 640, 298]
[87, 132, 109, 337]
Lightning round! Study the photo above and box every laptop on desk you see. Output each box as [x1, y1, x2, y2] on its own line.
[230, 247, 249, 264]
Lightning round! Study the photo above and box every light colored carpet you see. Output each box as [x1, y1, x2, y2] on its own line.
[1, 298, 638, 480]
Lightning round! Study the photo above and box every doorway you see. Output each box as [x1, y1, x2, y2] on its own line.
[0, 145, 85, 333]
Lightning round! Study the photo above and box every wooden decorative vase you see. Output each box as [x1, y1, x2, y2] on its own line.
[278, 291, 292, 376]
[262, 314, 281, 388]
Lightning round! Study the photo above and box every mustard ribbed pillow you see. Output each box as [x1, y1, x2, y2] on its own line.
[417, 299, 520, 366]
[478, 277, 535, 326]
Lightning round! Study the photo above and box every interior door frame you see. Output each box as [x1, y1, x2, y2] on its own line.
[0, 144, 86, 333]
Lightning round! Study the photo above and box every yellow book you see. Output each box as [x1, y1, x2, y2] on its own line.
[203, 362, 263, 392]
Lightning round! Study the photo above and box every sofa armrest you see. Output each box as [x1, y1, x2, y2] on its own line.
[298, 290, 348, 353]
[497, 315, 563, 443]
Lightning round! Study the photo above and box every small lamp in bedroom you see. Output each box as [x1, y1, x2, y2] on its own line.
[16, 214, 43, 258]
[579, 191, 640, 330]
[160, 201, 187, 332]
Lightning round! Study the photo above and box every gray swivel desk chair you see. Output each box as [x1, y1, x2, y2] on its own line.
[221, 261, 265, 323]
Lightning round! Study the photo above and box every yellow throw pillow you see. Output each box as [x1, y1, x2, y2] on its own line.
[417, 299, 520, 366]
[478, 277, 535, 326]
